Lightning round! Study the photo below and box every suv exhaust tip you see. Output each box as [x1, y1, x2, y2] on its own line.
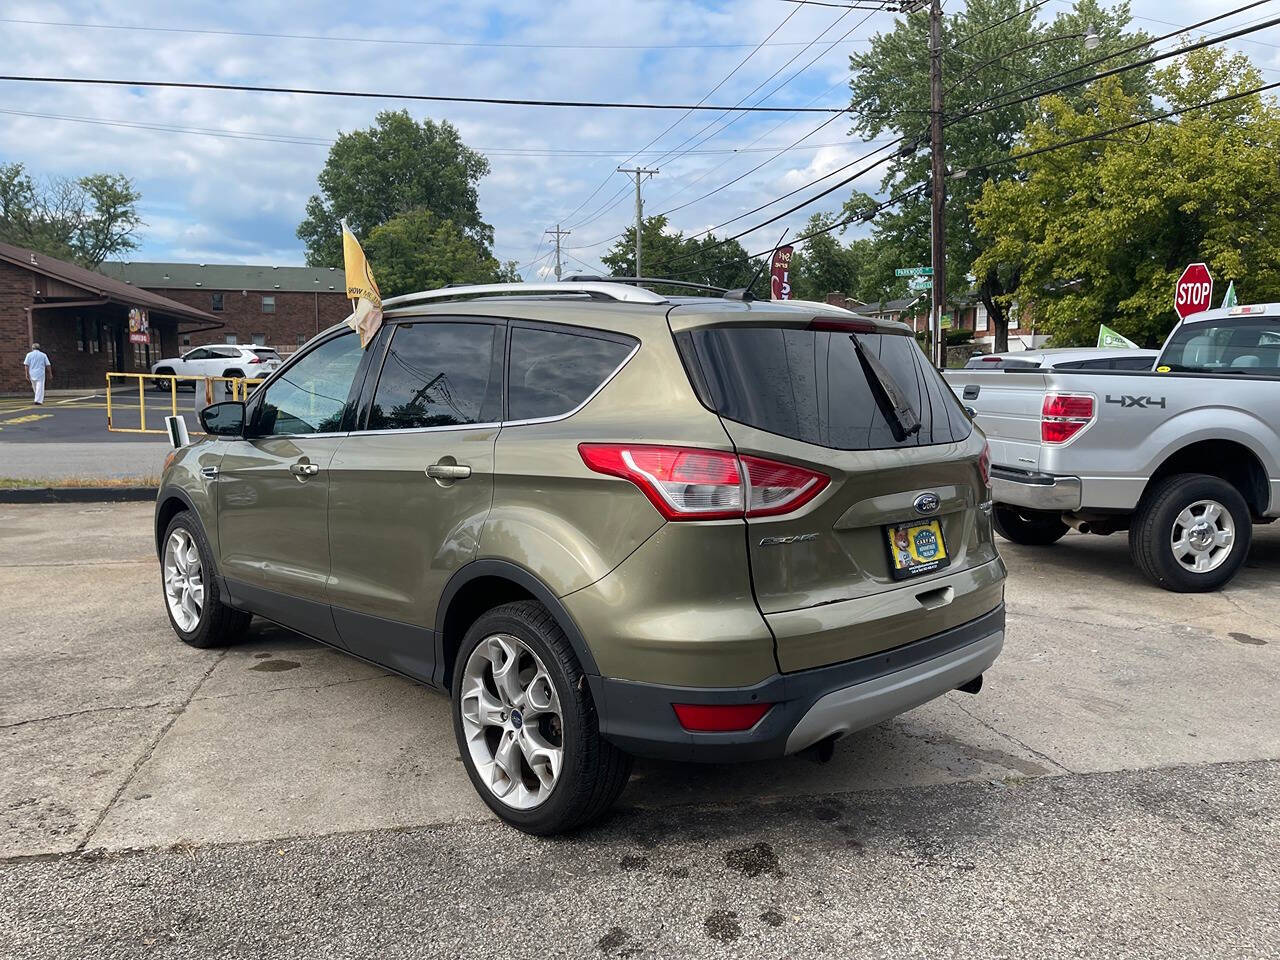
[955, 674, 983, 695]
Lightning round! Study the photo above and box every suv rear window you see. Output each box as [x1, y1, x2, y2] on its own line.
[252, 348, 282, 361]
[680, 326, 971, 450]
[507, 326, 634, 421]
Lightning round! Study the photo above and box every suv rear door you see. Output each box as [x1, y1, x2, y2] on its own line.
[674, 315, 1002, 672]
[325, 317, 504, 682]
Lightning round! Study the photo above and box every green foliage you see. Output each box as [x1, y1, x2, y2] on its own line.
[363, 209, 507, 298]
[845, 0, 1149, 345]
[297, 110, 492, 267]
[602, 215, 763, 292]
[787, 213, 877, 302]
[0, 163, 142, 267]
[972, 49, 1280, 346]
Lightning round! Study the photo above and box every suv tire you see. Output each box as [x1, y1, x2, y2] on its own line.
[161, 510, 252, 647]
[1129, 473, 1252, 593]
[451, 600, 632, 835]
[992, 505, 1069, 546]
[152, 367, 175, 391]
[222, 369, 244, 396]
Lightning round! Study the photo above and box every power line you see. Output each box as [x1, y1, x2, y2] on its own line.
[0, 75, 850, 112]
[950, 0, 1051, 47]
[0, 17, 876, 50]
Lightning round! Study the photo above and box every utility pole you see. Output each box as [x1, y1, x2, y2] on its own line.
[617, 166, 659, 278]
[544, 224, 571, 279]
[928, 0, 946, 370]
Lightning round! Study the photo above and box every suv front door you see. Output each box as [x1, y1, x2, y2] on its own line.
[218, 329, 369, 644]
[326, 318, 504, 681]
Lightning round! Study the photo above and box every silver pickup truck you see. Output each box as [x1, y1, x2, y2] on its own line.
[945, 304, 1280, 592]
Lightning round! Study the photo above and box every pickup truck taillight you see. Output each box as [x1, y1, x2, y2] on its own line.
[1041, 394, 1095, 444]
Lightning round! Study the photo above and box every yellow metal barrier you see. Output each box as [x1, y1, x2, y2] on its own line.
[105, 372, 264, 434]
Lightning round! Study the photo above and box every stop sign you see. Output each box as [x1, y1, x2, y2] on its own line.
[1175, 263, 1214, 319]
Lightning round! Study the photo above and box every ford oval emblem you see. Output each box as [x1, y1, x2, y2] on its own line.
[914, 493, 940, 515]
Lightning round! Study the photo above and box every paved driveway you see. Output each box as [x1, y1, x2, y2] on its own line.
[2, 504, 1277, 957]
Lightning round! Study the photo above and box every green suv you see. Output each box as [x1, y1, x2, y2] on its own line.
[155, 281, 1005, 834]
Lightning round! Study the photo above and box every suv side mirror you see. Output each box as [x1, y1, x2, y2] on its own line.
[200, 400, 245, 437]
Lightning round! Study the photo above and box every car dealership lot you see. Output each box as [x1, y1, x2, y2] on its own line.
[2, 503, 1277, 957]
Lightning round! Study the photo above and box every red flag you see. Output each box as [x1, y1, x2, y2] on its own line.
[770, 246, 794, 300]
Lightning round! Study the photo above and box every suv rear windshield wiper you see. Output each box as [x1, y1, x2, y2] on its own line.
[849, 334, 922, 441]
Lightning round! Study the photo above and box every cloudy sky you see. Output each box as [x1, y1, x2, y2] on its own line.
[2, 0, 1277, 278]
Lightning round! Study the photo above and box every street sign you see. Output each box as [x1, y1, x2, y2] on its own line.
[907, 276, 931, 291]
[895, 266, 933, 277]
[1174, 263, 1213, 320]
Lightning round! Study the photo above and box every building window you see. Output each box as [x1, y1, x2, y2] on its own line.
[297, 333, 308, 346]
[77, 317, 87, 352]
[211, 292, 224, 312]
[252, 333, 267, 346]
[225, 334, 238, 344]
[181, 334, 192, 347]
[261, 295, 276, 314]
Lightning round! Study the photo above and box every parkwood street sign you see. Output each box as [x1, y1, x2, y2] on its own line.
[895, 266, 933, 277]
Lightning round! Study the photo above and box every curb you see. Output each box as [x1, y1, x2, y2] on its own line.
[0, 487, 156, 504]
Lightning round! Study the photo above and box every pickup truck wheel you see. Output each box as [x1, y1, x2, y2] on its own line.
[451, 600, 632, 835]
[1129, 474, 1252, 592]
[992, 506, 1069, 546]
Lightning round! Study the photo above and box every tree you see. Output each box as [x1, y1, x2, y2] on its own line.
[845, 0, 1149, 349]
[787, 213, 876, 302]
[0, 163, 142, 267]
[363, 209, 507, 298]
[973, 49, 1280, 346]
[601, 215, 762, 292]
[297, 110, 493, 267]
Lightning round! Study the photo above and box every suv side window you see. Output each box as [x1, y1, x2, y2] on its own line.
[507, 325, 634, 421]
[255, 331, 364, 436]
[366, 321, 502, 430]
[184, 348, 210, 361]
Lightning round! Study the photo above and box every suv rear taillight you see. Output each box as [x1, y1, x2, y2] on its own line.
[1041, 394, 1094, 444]
[248, 356, 263, 364]
[578, 444, 828, 521]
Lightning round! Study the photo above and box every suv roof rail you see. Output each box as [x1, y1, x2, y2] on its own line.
[560, 274, 729, 295]
[382, 281, 668, 308]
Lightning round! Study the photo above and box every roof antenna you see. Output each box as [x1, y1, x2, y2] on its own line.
[724, 228, 788, 302]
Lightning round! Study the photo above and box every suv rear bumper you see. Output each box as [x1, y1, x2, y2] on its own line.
[990, 467, 1082, 511]
[589, 605, 1004, 762]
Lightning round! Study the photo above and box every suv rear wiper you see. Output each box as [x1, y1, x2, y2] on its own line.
[849, 335, 922, 441]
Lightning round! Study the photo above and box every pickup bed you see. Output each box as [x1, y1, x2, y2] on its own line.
[945, 304, 1280, 591]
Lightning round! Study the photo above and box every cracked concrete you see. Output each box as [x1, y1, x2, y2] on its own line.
[2, 502, 1278, 861]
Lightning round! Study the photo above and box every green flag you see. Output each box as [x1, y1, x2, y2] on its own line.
[1098, 324, 1139, 349]
[1221, 281, 1237, 309]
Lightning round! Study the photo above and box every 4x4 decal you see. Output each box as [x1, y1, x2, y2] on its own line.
[1105, 394, 1167, 409]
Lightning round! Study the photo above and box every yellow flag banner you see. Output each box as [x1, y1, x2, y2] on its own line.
[341, 220, 383, 348]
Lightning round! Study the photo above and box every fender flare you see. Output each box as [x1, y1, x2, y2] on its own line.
[433, 559, 600, 687]
[154, 485, 199, 557]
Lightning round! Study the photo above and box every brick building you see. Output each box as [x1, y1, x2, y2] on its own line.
[0, 242, 220, 393]
[99, 262, 352, 352]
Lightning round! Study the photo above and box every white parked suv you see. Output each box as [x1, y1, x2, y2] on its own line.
[151, 345, 283, 390]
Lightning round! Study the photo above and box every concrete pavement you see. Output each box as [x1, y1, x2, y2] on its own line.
[1, 503, 1277, 956]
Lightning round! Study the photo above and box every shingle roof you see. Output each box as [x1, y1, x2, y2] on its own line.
[99, 261, 346, 293]
[0, 241, 217, 323]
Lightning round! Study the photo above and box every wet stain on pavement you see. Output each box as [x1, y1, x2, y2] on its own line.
[618, 854, 649, 871]
[760, 909, 785, 927]
[726, 840, 781, 878]
[813, 803, 843, 822]
[664, 866, 690, 879]
[1229, 632, 1268, 645]
[253, 652, 272, 659]
[250, 659, 300, 672]
[704, 910, 740, 942]
[597, 926, 640, 957]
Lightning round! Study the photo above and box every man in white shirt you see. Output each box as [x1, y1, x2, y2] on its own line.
[23, 343, 51, 405]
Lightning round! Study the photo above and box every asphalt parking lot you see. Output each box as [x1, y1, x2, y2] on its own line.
[2, 504, 1278, 958]
[0, 388, 207, 444]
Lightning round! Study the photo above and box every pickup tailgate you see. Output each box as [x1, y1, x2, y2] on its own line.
[944, 369, 1048, 471]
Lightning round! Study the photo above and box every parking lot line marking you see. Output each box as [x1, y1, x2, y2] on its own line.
[56, 394, 100, 404]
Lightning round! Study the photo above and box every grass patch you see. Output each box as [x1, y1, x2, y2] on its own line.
[0, 474, 160, 489]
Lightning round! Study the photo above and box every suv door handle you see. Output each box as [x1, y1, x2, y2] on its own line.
[426, 463, 472, 480]
[289, 462, 320, 477]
